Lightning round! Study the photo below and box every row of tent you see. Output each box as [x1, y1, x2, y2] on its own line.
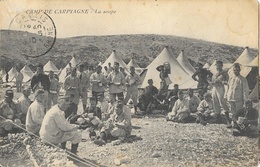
[1, 46, 258, 91]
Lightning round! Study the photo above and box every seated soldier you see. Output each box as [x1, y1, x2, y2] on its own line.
[0, 90, 22, 137]
[39, 95, 82, 154]
[146, 89, 168, 114]
[26, 89, 46, 135]
[96, 93, 109, 121]
[166, 90, 190, 122]
[232, 99, 258, 137]
[137, 79, 158, 112]
[85, 97, 102, 120]
[17, 87, 32, 124]
[64, 94, 78, 123]
[186, 89, 201, 113]
[196, 93, 214, 126]
[94, 101, 132, 146]
[166, 84, 179, 112]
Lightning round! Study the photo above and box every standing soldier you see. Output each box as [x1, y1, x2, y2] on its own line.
[156, 62, 172, 93]
[124, 66, 141, 114]
[30, 63, 50, 111]
[15, 69, 24, 92]
[48, 71, 60, 110]
[192, 63, 213, 94]
[107, 62, 125, 100]
[210, 60, 231, 126]
[226, 63, 249, 127]
[90, 65, 106, 102]
[64, 68, 80, 105]
[77, 64, 89, 111]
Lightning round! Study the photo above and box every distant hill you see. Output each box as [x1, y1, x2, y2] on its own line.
[0, 29, 258, 71]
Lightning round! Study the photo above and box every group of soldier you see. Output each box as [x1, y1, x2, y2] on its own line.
[0, 59, 258, 156]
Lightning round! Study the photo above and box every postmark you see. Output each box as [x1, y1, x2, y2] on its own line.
[9, 11, 56, 58]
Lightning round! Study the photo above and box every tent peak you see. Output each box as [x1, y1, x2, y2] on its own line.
[181, 49, 184, 52]
[113, 49, 116, 52]
[245, 46, 249, 49]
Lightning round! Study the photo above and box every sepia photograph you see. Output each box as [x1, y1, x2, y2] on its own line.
[0, 0, 259, 166]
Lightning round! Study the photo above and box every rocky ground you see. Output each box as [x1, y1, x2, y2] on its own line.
[77, 114, 259, 167]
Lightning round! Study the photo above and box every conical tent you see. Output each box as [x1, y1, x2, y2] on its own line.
[248, 82, 258, 101]
[234, 47, 255, 64]
[102, 50, 128, 72]
[127, 59, 140, 68]
[127, 59, 144, 75]
[7, 67, 18, 82]
[59, 56, 79, 82]
[177, 50, 196, 75]
[240, 56, 258, 77]
[140, 47, 195, 89]
[44, 60, 59, 74]
[20, 65, 34, 82]
[228, 47, 255, 76]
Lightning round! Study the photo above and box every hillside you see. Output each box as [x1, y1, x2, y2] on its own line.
[0, 29, 258, 71]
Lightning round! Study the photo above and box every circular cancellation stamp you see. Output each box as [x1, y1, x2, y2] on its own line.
[9, 11, 56, 58]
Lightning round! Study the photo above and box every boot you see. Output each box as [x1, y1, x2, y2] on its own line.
[71, 143, 79, 154]
[225, 111, 232, 128]
[61, 142, 67, 149]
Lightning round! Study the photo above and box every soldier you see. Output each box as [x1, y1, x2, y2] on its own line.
[192, 63, 213, 94]
[210, 60, 231, 126]
[17, 87, 32, 124]
[48, 71, 60, 110]
[30, 63, 50, 111]
[64, 67, 81, 105]
[90, 65, 106, 103]
[226, 63, 249, 127]
[78, 64, 90, 111]
[26, 89, 46, 135]
[15, 69, 24, 92]
[124, 66, 141, 114]
[0, 90, 22, 137]
[107, 62, 125, 100]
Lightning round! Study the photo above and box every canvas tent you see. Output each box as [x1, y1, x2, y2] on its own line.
[59, 56, 79, 82]
[127, 59, 144, 75]
[127, 59, 140, 68]
[102, 50, 129, 72]
[20, 65, 34, 82]
[176, 50, 196, 75]
[140, 47, 197, 89]
[240, 55, 258, 77]
[2, 67, 18, 82]
[44, 60, 59, 74]
[248, 81, 259, 101]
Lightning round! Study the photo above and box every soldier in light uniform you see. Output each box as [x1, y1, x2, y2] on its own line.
[48, 71, 60, 110]
[107, 62, 125, 100]
[64, 68, 81, 105]
[226, 63, 249, 126]
[77, 64, 90, 111]
[210, 60, 231, 126]
[124, 66, 141, 114]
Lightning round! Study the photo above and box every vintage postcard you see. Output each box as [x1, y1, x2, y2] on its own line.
[0, 0, 258, 167]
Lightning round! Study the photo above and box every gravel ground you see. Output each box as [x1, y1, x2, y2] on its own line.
[77, 114, 259, 167]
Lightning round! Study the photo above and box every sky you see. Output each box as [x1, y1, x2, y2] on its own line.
[0, 0, 258, 48]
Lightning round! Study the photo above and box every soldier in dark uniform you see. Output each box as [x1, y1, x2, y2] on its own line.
[192, 63, 213, 94]
[137, 79, 158, 113]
